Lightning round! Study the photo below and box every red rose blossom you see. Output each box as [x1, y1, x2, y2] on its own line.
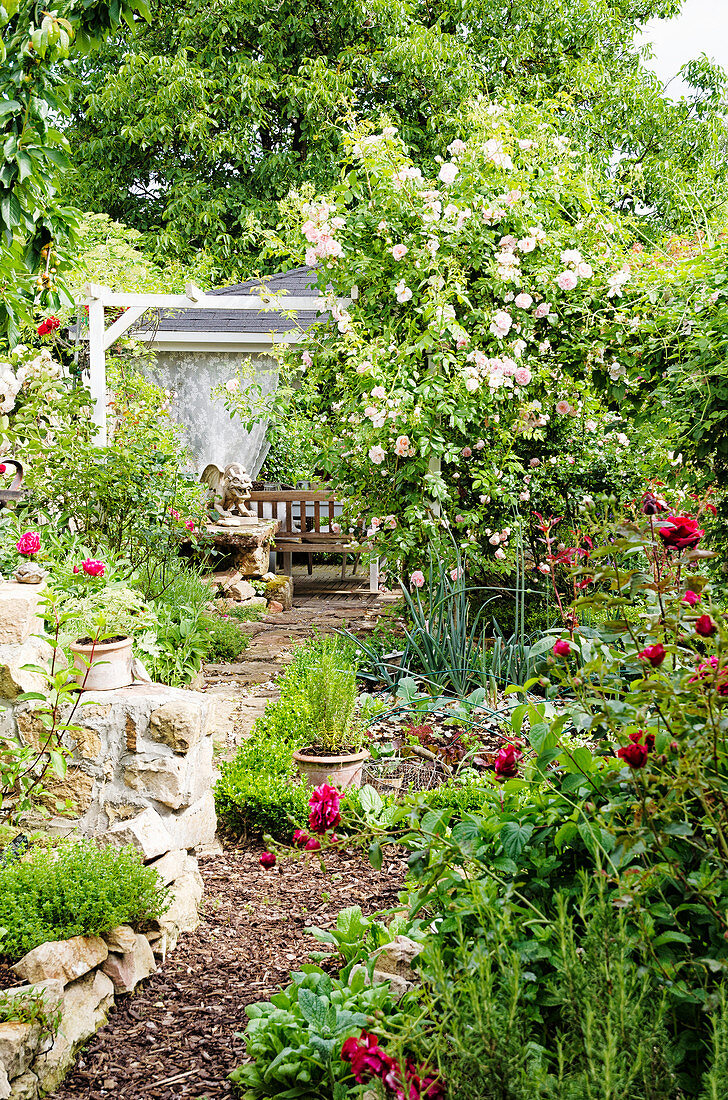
[657, 515, 704, 551]
[639, 643, 666, 667]
[696, 614, 717, 637]
[292, 829, 311, 847]
[682, 590, 700, 606]
[259, 851, 276, 869]
[494, 742, 522, 778]
[552, 638, 572, 657]
[308, 783, 341, 833]
[16, 531, 40, 556]
[617, 742, 649, 768]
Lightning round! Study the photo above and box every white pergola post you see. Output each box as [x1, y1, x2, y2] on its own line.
[87, 298, 107, 447]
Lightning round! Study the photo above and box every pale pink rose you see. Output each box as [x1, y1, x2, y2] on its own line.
[394, 435, 411, 457]
[499, 235, 518, 250]
[556, 271, 578, 291]
[464, 377, 479, 392]
[386, 515, 397, 529]
[461, 446, 472, 457]
[305, 248, 319, 267]
[514, 293, 533, 309]
[518, 236, 537, 253]
[556, 400, 572, 415]
[490, 310, 513, 338]
[514, 366, 532, 385]
[534, 302, 551, 319]
[475, 439, 485, 450]
[455, 514, 464, 523]
[410, 570, 425, 588]
[302, 220, 321, 243]
[494, 547, 506, 561]
[519, 491, 530, 501]
[371, 516, 382, 529]
[395, 280, 413, 303]
[450, 566, 464, 580]
[302, 350, 313, 369]
[377, 220, 387, 232]
[331, 522, 342, 534]
[438, 162, 458, 185]
[371, 386, 386, 400]
[566, 456, 575, 464]
[369, 445, 386, 465]
[392, 244, 408, 260]
[529, 457, 540, 467]
[455, 334, 469, 349]
[448, 139, 467, 156]
[489, 533, 501, 546]
[585, 419, 597, 432]
[577, 262, 593, 279]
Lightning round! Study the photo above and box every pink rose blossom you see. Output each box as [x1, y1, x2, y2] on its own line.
[308, 783, 341, 833]
[184, 519, 195, 531]
[553, 639, 572, 657]
[461, 446, 472, 457]
[369, 445, 386, 465]
[534, 302, 551, 319]
[514, 366, 532, 386]
[16, 532, 40, 556]
[391, 244, 408, 260]
[514, 293, 533, 309]
[410, 570, 425, 588]
[371, 386, 386, 400]
[556, 271, 578, 291]
[682, 590, 700, 606]
[556, 400, 572, 416]
[529, 457, 540, 467]
[302, 350, 313, 369]
[394, 435, 411, 457]
[494, 547, 506, 560]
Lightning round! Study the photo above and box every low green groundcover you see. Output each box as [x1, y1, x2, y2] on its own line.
[0, 840, 169, 962]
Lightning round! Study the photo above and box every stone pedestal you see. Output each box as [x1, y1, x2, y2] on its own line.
[200, 520, 278, 575]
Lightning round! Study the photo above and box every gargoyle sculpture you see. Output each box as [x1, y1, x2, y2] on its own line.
[200, 462, 255, 523]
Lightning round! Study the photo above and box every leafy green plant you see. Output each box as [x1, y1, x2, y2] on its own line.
[0, 984, 61, 1049]
[306, 905, 421, 982]
[0, 840, 168, 961]
[229, 966, 408, 1099]
[201, 614, 250, 662]
[298, 646, 362, 754]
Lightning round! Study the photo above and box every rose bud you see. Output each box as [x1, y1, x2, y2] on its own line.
[304, 837, 322, 851]
[682, 590, 700, 606]
[695, 614, 718, 637]
[639, 643, 666, 667]
[553, 639, 572, 657]
[259, 851, 276, 869]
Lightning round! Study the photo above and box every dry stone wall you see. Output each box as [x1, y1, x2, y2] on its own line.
[0, 583, 217, 1097]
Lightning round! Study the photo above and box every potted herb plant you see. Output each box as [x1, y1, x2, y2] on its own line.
[63, 562, 157, 691]
[292, 645, 369, 788]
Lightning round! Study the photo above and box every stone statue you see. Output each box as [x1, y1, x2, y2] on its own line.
[200, 462, 256, 526]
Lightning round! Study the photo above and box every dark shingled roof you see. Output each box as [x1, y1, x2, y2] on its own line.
[155, 265, 325, 334]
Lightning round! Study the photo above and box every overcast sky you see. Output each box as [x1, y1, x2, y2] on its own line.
[641, 0, 728, 96]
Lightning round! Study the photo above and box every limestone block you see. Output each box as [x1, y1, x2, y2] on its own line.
[0, 583, 45, 645]
[373, 936, 424, 980]
[8, 1071, 39, 1100]
[234, 545, 269, 576]
[265, 575, 293, 610]
[0, 1066, 9, 1100]
[232, 576, 260, 602]
[149, 697, 205, 754]
[68, 727, 102, 760]
[35, 969, 114, 1093]
[41, 768, 94, 817]
[101, 934, 155, 994]
[123, 754, 192, 810]
[166, 790, 216, 850]
[12, 936, 108, 986]
[102, 925, 137, 953]
[146, 847, 187, 885]
[0, 637, 52, 701]
[107, 806, 175, 861]
[155, 870, 203, 937]
[0, 1021, 41, 1083]
[206, 695, 239, 745]
[238, 595, 268, 611]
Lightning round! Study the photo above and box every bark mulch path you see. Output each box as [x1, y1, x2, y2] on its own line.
[55, 846, 407, 1100]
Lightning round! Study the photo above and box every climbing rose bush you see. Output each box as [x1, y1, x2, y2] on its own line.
[264, 102, 642, 575]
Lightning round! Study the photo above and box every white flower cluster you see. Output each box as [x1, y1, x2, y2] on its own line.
[0, 348, 62, 415]
[301, 201, 345, 264]
[463, 350, 532, 392]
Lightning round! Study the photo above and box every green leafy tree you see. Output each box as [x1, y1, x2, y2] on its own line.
[63, 0, 727, 277]
[0, 0, 150, 341]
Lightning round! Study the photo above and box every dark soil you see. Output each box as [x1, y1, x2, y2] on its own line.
[54, 846, 407, 1099]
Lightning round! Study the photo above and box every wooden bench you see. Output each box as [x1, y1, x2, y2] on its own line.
[247, 490, 379, 592]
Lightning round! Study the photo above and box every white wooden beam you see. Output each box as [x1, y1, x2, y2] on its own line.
[83, 288, 325, 311]
[87, 298, 107, 447]
[102, 306, 147, 351]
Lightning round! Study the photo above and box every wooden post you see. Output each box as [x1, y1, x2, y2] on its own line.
[87, 298, 107, 447]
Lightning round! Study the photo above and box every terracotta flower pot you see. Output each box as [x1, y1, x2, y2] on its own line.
[292, 747, 370, 789]
[69, 636, 134, 691]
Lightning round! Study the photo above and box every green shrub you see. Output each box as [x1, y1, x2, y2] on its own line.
[0, 841, 169, 961]
[202, 614, 250, 662]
